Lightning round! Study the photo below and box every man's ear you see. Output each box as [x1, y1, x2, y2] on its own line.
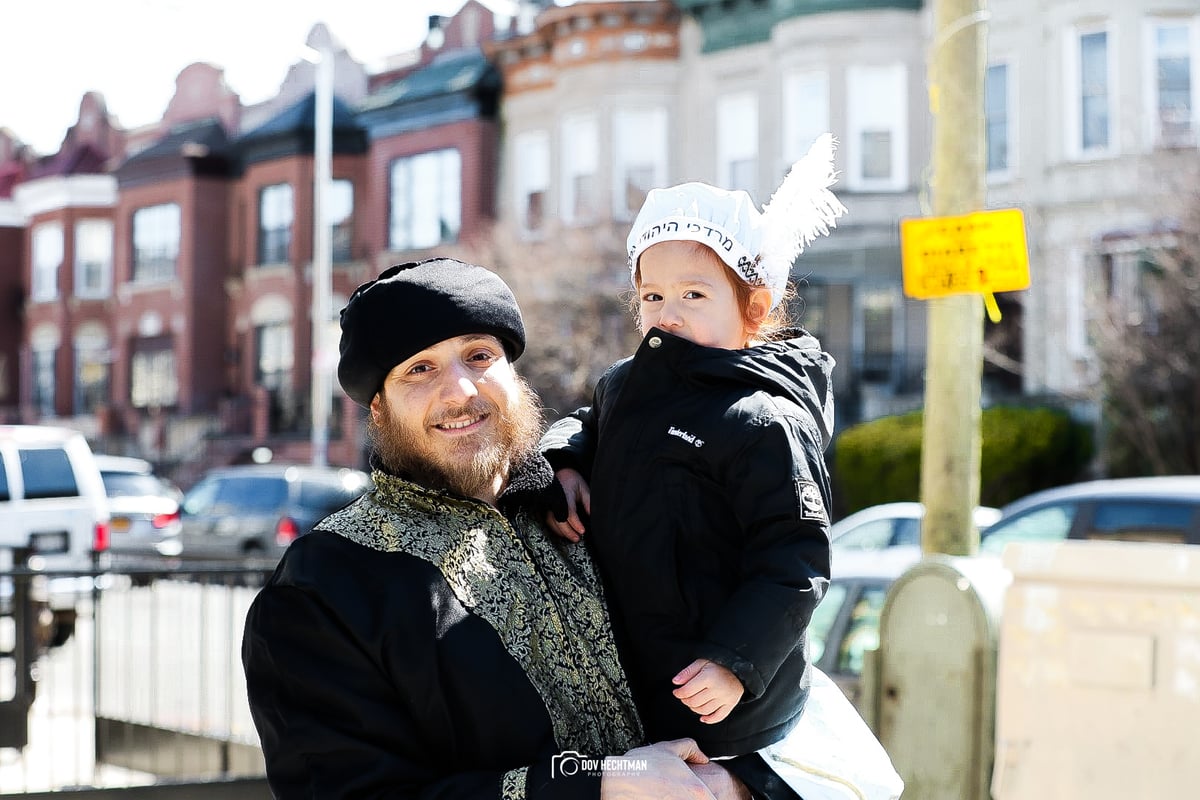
[369, 391, 383, 423]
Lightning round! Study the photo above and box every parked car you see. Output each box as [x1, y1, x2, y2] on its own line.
[0, 424, 110, 648]
[94, 455, 184, 560]
[832, 501, 1001, 551]
[980, 476, 1200, 556]
[176, 464, 372, 561]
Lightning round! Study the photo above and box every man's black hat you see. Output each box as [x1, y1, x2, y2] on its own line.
[337, 258, 526, 408]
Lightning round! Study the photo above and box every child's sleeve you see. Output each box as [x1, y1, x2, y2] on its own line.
[539, 364, 619, 480]
[694, 413, 832, 699]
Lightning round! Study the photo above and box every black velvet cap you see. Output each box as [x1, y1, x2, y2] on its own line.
[337, 258, 526, 407]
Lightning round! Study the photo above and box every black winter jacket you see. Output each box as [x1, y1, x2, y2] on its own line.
[242, 459, 800, 800]
[541, 327, 835, 757]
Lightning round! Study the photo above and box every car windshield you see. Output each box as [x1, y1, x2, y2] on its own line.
[101, 472, 171, 499]
[183, 475, 288, 515]
[980, 502, 1078, 555]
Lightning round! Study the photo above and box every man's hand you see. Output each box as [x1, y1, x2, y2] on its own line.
[600, 739, 714, 800]
[545, 468, 590, 542]
[672, 659, 745, 724]
[691, 762, 752, 800]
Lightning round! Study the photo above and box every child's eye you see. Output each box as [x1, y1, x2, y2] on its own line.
[684, 290, 706, 300]
[641, 292, 663, 302]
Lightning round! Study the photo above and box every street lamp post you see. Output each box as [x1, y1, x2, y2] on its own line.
[310, 45, 334, 467]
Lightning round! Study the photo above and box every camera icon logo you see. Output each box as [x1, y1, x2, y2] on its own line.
[551, 750, 586, 778]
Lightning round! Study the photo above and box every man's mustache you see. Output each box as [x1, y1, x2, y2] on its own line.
[429, 398, 497, 427]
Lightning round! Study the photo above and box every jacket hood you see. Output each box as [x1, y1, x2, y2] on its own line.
[646, 327, 836, 448]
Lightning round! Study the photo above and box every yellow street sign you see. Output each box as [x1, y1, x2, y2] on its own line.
[899, 208, 1030, 300]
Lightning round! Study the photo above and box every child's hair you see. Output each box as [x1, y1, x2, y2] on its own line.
[629, 241, 795, 346]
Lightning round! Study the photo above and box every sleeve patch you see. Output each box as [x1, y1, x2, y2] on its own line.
[796, 480, 828, 524]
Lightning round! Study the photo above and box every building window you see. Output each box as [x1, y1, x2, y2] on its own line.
[718, 92, 759, 197]
[255, 322, 298, 433]
[860, 287, 898, 384]
[1148, 19, 1196, 146]
[847, 64, 908, 191]
[32, 222, 63, 302]
[1068, 26, 1113, 157]
[31, 346, 55, 417]
[132, 203, 180, 283]
[985, 63, 1011, 175]
[389, 149, 462, 250]
[74, 332, 110, 414]
[513, 132, 550, 235]
[75, 219, 113, 299]
[258, 183, 293, 265]
[130, 335, 177, 409]
[798, 283, 827, 340]
[561, 113, 599, 224]
[783, 70, 830, 170]
[330, 179, 354, 262]
[613, 107, 667, 219]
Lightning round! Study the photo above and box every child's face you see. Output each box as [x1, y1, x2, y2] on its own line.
[636, 240, 755, 349]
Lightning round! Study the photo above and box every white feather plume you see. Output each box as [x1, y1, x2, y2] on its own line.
[759, 133, 847, 281]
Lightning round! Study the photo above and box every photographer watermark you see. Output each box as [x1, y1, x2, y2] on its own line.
[551, 751, 649, 779]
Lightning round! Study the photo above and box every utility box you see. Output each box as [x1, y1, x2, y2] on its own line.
[875, 555, 1010, 800]
[992, 541, 1200, 800]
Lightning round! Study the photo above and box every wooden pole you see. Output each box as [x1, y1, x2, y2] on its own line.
[920, 0, 988, 555]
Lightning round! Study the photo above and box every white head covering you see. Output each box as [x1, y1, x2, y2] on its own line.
[626, 133, 847, 309]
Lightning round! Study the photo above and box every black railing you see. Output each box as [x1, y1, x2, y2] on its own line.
[1, 553, 274, 795]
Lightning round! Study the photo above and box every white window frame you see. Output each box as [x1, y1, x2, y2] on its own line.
[513, 130, 550, 236]
[612, 106, 668, 220]
[717, 91, 759, 196]
[1065, 22, 1117, 160]
[132, 202, 181, 283]
[73, 325, 110, 414]
[1143, 16, 1199, 149]
[389, 149, 462, 251]
[560, 112, 599, 225]
[985, 59, 1017, 182]
[846, 64, 909, 192]
[257, 183, 294, 265]
[74, 218, 113, 299]
[782, 69, 830, 173]
[32, 221, 63, 303]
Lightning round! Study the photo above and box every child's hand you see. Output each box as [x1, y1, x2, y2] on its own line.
[546, 468, 590, 542]
[671, 659, 744, 724]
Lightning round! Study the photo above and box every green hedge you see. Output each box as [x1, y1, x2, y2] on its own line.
[832, 406, 1093, 516]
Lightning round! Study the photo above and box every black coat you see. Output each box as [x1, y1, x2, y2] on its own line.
[242, 468, 644, 800]
[541, 327, 835, 757]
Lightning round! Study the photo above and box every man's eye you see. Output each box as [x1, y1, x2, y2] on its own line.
[468, 350, 499, 363]
[407, 364, 433, 375]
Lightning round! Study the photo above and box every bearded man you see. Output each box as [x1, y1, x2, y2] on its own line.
[241, 259, 760, 800]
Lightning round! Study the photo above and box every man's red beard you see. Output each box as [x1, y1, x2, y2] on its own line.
[369, 377, 544, 500]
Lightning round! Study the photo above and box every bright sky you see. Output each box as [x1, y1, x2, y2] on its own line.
[1, 0, 518, 155]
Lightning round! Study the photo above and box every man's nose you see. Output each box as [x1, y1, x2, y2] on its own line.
[441, 361, 480, 402]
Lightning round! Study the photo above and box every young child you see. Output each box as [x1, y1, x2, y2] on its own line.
[541, 134, 846, 761]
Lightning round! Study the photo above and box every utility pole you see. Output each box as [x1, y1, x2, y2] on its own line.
[310, 44, 334, 467]
[920, 0, 989, 555]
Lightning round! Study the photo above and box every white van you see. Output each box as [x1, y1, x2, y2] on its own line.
[0, 425, 110, 566]
[0, 425, 110, 646]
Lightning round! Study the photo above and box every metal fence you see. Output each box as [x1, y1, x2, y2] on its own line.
[1, 556, 274, 796]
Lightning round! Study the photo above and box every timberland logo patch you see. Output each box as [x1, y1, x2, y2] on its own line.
[667, 426, 704, 448]
[797, 481, 827, 523]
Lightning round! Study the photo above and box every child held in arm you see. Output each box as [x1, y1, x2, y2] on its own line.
[541, 134, 848, 767]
